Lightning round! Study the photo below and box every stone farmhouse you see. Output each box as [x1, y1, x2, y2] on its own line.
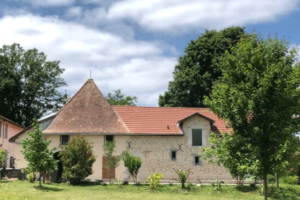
[10, 79, 232, 182]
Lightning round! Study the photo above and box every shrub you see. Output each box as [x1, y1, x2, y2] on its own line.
[282, 176, 299, 185]
[59, 137, 96, 185]
[121, 151, 142, 184]
[27, 174, 35, 183]
[122, 181, 129, 185]
[0, 149, 7, 168]
[148, 173, 163, 190]
[174, 169, 191, 189]
[211, 178, 225, 192]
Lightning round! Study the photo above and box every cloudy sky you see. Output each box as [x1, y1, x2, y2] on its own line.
[1, 0, 300, 106]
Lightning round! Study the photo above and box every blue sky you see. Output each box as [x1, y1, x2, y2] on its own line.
[0, 0, 300, 106]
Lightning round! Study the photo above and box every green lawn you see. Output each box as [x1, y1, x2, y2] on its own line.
[0, 181, 300, 200]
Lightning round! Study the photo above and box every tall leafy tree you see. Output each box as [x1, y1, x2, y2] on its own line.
[159, 26, 246, 107]
[21, 119, 57, 187]
[0, 43, 67, 126]
[106, 89, 137, 106]
[203, 33, 300, 200]
[59, 137, 96, 185]
[103, 141, 121, 183]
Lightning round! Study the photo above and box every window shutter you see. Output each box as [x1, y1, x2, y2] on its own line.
[192, 129, 202, 146]
[0, 121, 2, 137]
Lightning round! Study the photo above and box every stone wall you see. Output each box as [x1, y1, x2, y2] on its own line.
[126, 115, 232, 182]
[0, 168, 25, 180]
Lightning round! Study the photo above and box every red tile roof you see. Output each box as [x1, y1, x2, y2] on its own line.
[43, 79, 130, 134]
[113, 106, 230, 135]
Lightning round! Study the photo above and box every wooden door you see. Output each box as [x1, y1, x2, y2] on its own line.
[102, 157, 115, 179]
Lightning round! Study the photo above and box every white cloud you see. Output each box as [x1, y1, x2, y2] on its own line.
[65, 6, 83, 17]
[107, 0, 300, 32]
[26, 0, 75, 7]
[0, 14, 177, 106]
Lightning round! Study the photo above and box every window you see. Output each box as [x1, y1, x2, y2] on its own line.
[192, 129, 202, 146]
[171, 151, 176, 161]
[4, 123, 8, 139]
[0, 121, 2, 137]
[194, 156, 201, 165]
[105, 135, 114, 143]
[61, 135, 69, 145]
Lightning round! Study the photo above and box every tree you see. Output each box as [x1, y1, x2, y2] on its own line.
[59, 137, 96, 185]
[200, 133, 259, 184]
[203, 33, 300, 200]
[106, 89, 137, 106]
[158, 26, 246, 107]
[121, 151, 142, 184]
[0, 43, 68, 126]
[103, 141, 121, 183]
[21, 119, 57, 187]
[0, 149, 6, 168]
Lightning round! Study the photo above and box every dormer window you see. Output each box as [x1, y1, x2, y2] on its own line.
[61, 135, 69, 145]
[192, 129, 203, 147]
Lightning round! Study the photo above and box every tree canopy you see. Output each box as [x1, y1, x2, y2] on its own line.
[0, 43, 68, 126]
[158, 26, 246, 107]
[202, 33, 300, 200]
[21, 119, 57, 186]
[106, 89, 137, 106]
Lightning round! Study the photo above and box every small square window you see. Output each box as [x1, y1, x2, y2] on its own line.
[194, 156, 201, 165]
[105, 135, 114, 142]
[61, 135, 69, 145]
[171, 151, 176, 161]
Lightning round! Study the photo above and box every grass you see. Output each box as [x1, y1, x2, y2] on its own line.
[0, 180, 299, 200]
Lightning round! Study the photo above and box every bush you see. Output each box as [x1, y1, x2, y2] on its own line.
[121, 151, 142, 184]
[174, 169, 191, 189]
[59, 137, 96, 185]
[147, 173, 163, 190]
[122, 181, 129, 185]
[282, 176, 299, 185]
[27, 174, 35, 183]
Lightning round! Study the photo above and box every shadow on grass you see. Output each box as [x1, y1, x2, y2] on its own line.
[235, 185, 259, 193]
[34, 185, 63, 192]
[269, 186, 300, 200]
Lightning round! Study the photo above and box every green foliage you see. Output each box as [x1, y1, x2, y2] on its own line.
[21, 119, 57, 186]
[158, 26, 246, 107]
[121, 151, 142, 184]
[59, 137, 96, 185]
[0, 149, 6, 167]
[200, 133, 258, 182]
[147, 173, 163, 190]
[0, 43, 68, 126]
[282, 176, 299, 185]
[26, 174, 35, 183]
[211, 178, 225, 192]
[203, 33, 300, 200]
[173, 169, 191, 189]
[103, 141, 121, 183]
[106, 89, 137, 106]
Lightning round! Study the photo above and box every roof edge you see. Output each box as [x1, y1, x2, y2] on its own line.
[0, 116, 25, 129]
[177, 112, 215, 124]
[9, 115, 56, 143]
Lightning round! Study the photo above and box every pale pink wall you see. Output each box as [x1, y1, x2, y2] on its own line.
[0, 121, 24, 166]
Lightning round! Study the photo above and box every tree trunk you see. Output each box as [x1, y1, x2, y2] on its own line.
[39, 171, 42, 187]
[275, 173, 279, 188]
[43, 172, 45, 184]
[264, 174, 268, 200]
[109, 169, 112, 183]
[182, 182, 185, 189]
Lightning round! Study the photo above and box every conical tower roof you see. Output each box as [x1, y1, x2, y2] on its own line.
[43, 79, 130, 134]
